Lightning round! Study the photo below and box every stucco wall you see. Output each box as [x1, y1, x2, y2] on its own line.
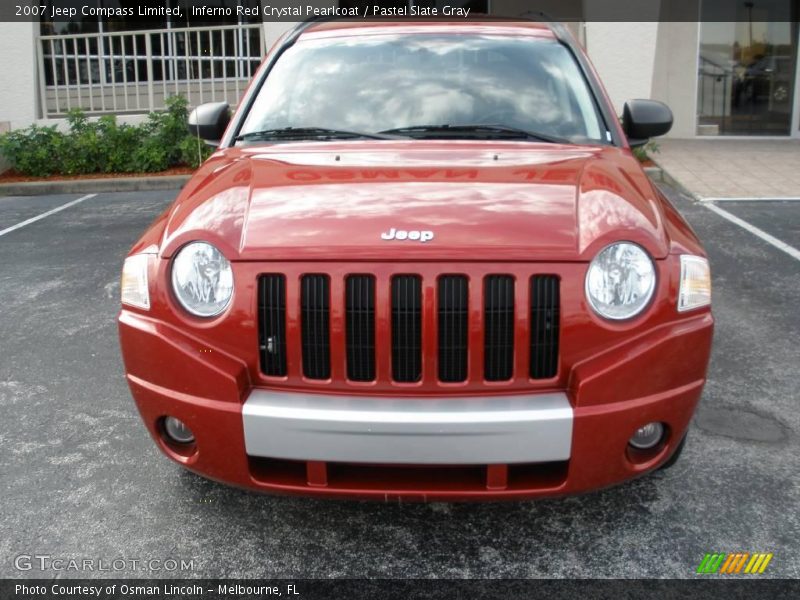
[584, 21, 700, 139]
[0, 21, 39, 130]
[583, 21, 660, 114]
[650, 21, 700, 138]
[581, 0, 702, 139]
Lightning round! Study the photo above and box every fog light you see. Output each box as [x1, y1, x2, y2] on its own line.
[629, 422, 664, 449]
[164, 417, 195, 444]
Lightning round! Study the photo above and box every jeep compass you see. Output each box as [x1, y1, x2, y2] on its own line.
[118, 18, 714, 500]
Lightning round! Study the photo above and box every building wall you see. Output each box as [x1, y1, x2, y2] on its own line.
[583, 20, 700, 139]
[0, 21, 40, 130]
[581, 0, 661, 113]
[583, 22, 661, 113]
[581, 0, 701, 139]
[650, 21, 700, 138]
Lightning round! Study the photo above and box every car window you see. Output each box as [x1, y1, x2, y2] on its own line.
[239, 33, 606, 143]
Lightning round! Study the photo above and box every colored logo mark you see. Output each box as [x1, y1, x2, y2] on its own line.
[697, 553, 773, 574]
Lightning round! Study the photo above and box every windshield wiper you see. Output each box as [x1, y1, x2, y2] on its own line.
[377, 124, 569, 144]
[235, 127, 395, 142]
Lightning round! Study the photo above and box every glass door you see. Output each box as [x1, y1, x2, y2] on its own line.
[698, 1, 799, 135]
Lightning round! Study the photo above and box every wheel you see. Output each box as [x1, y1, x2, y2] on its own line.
[659, 432, 688, 470]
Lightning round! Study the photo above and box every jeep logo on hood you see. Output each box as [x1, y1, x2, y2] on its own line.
[381, 228, 434, 243]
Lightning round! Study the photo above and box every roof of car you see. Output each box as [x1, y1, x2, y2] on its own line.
[299, 18, 556, 41]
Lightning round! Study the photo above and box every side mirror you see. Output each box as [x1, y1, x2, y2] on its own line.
[188, 102, 231, 146]
[622, 100, 673, 147]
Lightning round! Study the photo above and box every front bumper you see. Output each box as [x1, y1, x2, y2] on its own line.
[119, 309, 713, 500]
[242, 391, 573, 464]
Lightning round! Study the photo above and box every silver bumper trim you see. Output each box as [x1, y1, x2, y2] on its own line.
[242, 391, 573, 464]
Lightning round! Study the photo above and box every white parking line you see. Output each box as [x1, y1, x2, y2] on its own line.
[703, 202, 800, 262]
[0, 194, 97, 238]
[701, 197, 800, 203]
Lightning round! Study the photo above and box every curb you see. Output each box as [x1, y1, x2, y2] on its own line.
[643, 165, 663, 183]
[647, 162, 700, 201]
[0, 174, 190, 196]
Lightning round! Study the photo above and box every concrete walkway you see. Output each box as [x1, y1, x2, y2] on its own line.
[653, 138, 800, 200]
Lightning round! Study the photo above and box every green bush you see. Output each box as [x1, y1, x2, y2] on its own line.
[96, 116, 145, 174]
[60, 110, 103, 175]
[632, 140, 661, 163]
[0, 125, 64, 177]
[0, 95, 213, 177]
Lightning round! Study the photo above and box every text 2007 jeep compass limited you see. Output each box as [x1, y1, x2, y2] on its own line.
[118, 18, 713, 500]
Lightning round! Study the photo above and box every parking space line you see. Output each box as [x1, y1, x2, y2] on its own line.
[701, 197, 800, 203]
[0, 194, 97, 238]
[704, 202, 800, 262]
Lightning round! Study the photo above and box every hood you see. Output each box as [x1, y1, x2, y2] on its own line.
[161, 141, 668, 262]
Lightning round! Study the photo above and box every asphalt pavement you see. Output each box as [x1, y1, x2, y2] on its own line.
[0, 185, 798, 579]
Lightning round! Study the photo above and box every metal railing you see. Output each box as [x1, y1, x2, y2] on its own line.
[37, 24, 266, 118]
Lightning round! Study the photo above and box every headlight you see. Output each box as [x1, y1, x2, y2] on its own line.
[171, 242, 234, 317]
[121, 254, 150, 310]
[678, 255, 711, 312]
[585, 242, 656, 320]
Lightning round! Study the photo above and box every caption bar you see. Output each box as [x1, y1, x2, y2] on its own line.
[20, 3, 473, 20]
[3, 0, 798, 22]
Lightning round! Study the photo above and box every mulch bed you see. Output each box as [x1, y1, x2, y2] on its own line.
[0, 167, 194, 184]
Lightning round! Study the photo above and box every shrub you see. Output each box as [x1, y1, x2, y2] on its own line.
[59, 109, 104, 175]
[0, 125, 64, 177]
[0, 96, 213, 177]
[632, 140, 661, 163]
[96, 116, 145, 174]
[178, 136, 212, 169]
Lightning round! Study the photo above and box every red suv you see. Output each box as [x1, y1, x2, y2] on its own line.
[118, 18, 713, 500]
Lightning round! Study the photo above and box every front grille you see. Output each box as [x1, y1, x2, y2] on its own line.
[438, 275, 468, 383]
[345, 275, 376, 382]
[258, 274, 287, 376]
[257, 270, 560, 386]
[530, 275, 560, 379]
[300, 274, 331, 380]
[483, 275, 515, 381]
[391, 275, 422, 383]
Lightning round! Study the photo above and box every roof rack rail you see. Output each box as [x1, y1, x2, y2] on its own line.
[282, 14, 345, 45]
[516, 10, 570, 41]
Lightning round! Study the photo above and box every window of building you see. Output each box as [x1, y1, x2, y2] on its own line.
[39, 0, 263, 90]
[40, 0, 262, 35]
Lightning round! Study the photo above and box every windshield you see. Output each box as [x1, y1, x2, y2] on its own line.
[239, 33, 607, 143]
